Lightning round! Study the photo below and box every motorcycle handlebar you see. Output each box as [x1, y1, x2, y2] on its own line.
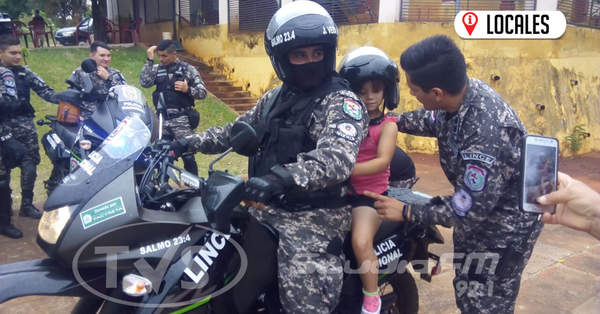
[65, 79, 84, 92]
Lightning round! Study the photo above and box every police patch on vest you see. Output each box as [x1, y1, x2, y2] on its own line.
[6, 87, 15, 96]
[461, 152, 496, 165]
[3, 76, 15, 88]
[464, 163, 487, 192]
[343, 99, 362, 120]
[336, 123, 357, 141]
[452, 189, 472, 217]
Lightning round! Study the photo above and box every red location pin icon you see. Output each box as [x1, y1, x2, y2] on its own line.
[462, 12, 478, 36]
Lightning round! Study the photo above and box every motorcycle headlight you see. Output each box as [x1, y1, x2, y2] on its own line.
[38, 206, 73, 244]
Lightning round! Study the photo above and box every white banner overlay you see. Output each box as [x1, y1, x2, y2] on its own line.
[454, 11, 567, 39]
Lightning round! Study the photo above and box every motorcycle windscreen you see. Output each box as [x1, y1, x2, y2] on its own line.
[44, 115, 151, 210]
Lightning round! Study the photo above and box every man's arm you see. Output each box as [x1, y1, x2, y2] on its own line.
[108, 68, 127, 88]
[0, 69, 19, 111]
[184, 64, 207, 100]
[139, 60, 157, 88]
[185, 90, 275, 155]
[26, 68, 59, 104]
[409, 127, 522, 229]
[396, 108, 438, 138]
[283, 94, 369, 191]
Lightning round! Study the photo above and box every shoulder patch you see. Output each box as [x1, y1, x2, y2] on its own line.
[35, 75, 45, 84]
[429, 110, 436, 123]
[461, 152, 496, 165]
[2, 76, 15, 88]
[343, 99, 362, 120]
[194, 76, 201, 84]
[464, 163, 487, 192]
[336, 123, 357, 142]
[451, 189, 472, 217]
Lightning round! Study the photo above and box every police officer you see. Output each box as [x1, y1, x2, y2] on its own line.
[70, 41, 127, 119]
[0, 66, 26, 238]
[140, 39, 207, 176]
[365, 35, 542, 313]
[0, 35, 60, 219]
[168, 2, 368, 313]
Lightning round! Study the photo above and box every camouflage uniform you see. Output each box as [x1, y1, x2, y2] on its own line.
[0, 67, 21, 235]
[69, 66, 127, 118]
[398, 78, 542, 313]
[5, 66, 60, 197]
[186, 87, 369, 314]
[140, 58, 207, 175]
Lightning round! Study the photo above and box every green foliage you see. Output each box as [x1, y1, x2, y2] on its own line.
[565, 124, 588, 153]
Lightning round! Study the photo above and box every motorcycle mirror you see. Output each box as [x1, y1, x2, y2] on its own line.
[36, 119, 44, 126]
[81, 58, 97, 74]
[229, 122, 258, 157]
[157, 92, 166, 112]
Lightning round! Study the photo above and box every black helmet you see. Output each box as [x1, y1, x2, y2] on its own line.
[265, 1, 338, 85]
[338, 46, 400, 111]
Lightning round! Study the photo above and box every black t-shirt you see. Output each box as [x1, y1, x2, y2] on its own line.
[389, 146, 416, 181]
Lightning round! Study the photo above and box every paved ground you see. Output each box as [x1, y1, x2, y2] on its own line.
[0, 152, 599, 314]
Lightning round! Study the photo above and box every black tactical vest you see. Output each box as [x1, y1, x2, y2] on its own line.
[152, 63, 194, 110]
[248, 78, 355, 210]
[14, 66, 31, 102]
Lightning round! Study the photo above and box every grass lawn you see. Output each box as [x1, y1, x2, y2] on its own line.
[11, 45, 248, 204]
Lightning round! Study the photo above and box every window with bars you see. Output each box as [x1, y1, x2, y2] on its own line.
[311, 0, 379, 25]
[228, 0, 281, 33]
[557, 0, 600, 29]
[399, 0, 537, 22]
[180, 0, 220, 26]
[144, 0, 174, 24]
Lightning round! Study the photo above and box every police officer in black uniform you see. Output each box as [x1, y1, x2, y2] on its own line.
[140, 39, 207, 176]
[0, 35, 59, 219]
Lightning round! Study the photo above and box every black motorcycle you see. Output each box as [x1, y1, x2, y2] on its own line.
[38, 59, 155, 194]
[0, 111, 443, 313]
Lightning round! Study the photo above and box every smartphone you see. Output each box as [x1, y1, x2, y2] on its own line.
[519, 135, 559, 214]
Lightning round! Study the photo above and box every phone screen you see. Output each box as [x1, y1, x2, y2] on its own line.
[522, 137, 558, 213]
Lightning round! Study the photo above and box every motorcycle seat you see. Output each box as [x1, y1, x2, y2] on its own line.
[45, 115, 57, 122]
[54, 123, 80, 149]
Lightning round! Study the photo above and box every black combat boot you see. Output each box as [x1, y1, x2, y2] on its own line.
[0, 189, 23, 239]
[19, 189, 42, 219]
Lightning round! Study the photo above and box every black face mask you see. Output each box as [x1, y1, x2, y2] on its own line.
[290, 60, 326, 91]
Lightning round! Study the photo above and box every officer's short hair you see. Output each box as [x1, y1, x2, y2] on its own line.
[0, 35, 21, 52]
[157, 40, 176, 53]
[400, 35, 468, 96]
[91, 41, 111, 53]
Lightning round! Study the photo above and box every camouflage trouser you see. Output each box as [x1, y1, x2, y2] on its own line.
[451, 221, 543, 313]
[388, 175, 419, 189]
[250, 205, 352, 314]
[162, 109, 198, 175]
[80, 101, 99, 120]
[162, 109, 195, 141]
[3, 116, 40, 191]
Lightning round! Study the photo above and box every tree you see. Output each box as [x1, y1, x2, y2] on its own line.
[0, 0, 30, 20]
[91, 0, 107, 42]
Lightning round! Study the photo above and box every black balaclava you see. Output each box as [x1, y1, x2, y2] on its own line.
[290, 60, 326, 92]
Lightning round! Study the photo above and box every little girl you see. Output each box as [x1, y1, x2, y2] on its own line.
[338, 46, 401, 314]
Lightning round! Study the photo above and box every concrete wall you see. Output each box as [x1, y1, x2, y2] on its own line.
[179, 23, 600, 157]
[139, 21, 175, 43]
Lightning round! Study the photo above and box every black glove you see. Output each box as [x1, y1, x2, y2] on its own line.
[169, 138, 189, 159]
[245, 165, 296, 204]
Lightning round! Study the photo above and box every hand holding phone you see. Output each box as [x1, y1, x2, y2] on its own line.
[519, 135, 559, 214]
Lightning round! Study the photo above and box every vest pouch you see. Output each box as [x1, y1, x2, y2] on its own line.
[188, 108, 200, 130]
[277, 124, 305, 164]
[56, 101, 80, 125]
[0, 131, 26, 169]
